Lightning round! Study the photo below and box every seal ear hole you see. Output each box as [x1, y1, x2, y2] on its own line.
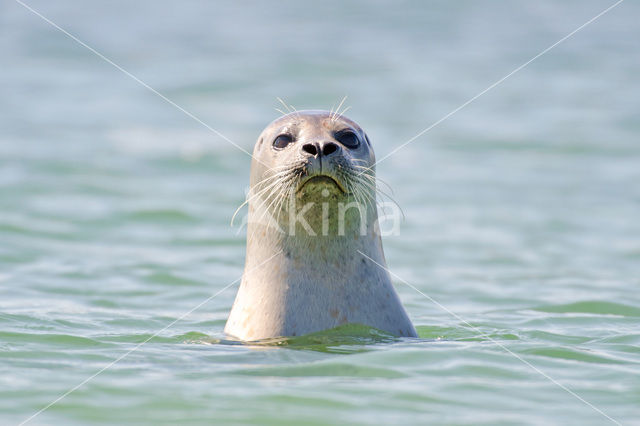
[273, 134, 294, 150]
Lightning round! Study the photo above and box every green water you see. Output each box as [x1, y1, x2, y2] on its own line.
[1, 1, 639, 425]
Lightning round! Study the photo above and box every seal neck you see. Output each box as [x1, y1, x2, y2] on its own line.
[247, 199, 383, 274]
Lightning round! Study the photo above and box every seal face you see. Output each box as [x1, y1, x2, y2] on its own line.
[225, 110, 417, 340]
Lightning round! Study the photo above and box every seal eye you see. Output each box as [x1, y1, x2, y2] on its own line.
[335, 130, 360, 149]
[273, 134, 293, 150]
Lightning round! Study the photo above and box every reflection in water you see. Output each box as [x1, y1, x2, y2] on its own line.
[195, 324, 399, 354]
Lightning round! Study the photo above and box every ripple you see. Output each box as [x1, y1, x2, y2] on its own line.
[533, 301, 640, 317]
[0, 332, 108, 348]
[236, 363, 407, 379]
[522, 346, 632, 365]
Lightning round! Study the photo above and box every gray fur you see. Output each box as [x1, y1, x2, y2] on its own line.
[225, 110, 417, 340]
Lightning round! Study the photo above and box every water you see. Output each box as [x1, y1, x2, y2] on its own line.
[1, 0, 639, 424]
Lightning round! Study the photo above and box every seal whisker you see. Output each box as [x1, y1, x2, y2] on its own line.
[274, 188, 290, 226]
[289, 102, 301, 120]
[278, 180, 299, 225]
[231, 183, 278, 226]
[352, 181, 369, 212]
[352, 165, 396, 195]
[354, 178, 377, 210]
[238, 163, 302, 230]
[343, 170, 384, 213]
[332, 96, 348, 122]
[265, 175, 296, 216]
[337, 161, 375, 210]
[266, 177, 298, 233]
[231, 171, 297, 226]
[276, 97, 293, 114]
[338, 98, 350, 118]
[356, 171, 396, 197]
[252, 165, 304, 192]
[354, 175, 404, 220]
[255, 177, 289, 219]
[252, 172, 299, 233]
[248, 182, 289, 241]
[335, 105, 351, 121]
[342, 169, 374, 212]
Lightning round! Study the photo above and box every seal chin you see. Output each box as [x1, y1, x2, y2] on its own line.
[298, 174, 346, 194]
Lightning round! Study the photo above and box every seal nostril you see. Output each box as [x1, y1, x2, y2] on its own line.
[323, 142, 338, 156]
[302, 143, 318, 156]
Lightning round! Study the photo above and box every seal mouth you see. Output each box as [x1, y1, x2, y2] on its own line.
[298, 175, 346, 193]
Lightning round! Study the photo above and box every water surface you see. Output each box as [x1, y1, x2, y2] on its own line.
[1, 1, 639, 425]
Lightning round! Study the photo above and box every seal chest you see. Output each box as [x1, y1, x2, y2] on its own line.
[225, 110, 417, 340]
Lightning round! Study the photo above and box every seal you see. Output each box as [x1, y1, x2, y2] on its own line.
[224, 110, 417, 340]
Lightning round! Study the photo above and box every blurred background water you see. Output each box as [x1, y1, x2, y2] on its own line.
[1, 0, 639, 425]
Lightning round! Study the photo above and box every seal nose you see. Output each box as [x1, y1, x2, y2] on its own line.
[301, 143, 318, 157]
[301, 142, 340, 157]
[322, 142, 339, 156]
